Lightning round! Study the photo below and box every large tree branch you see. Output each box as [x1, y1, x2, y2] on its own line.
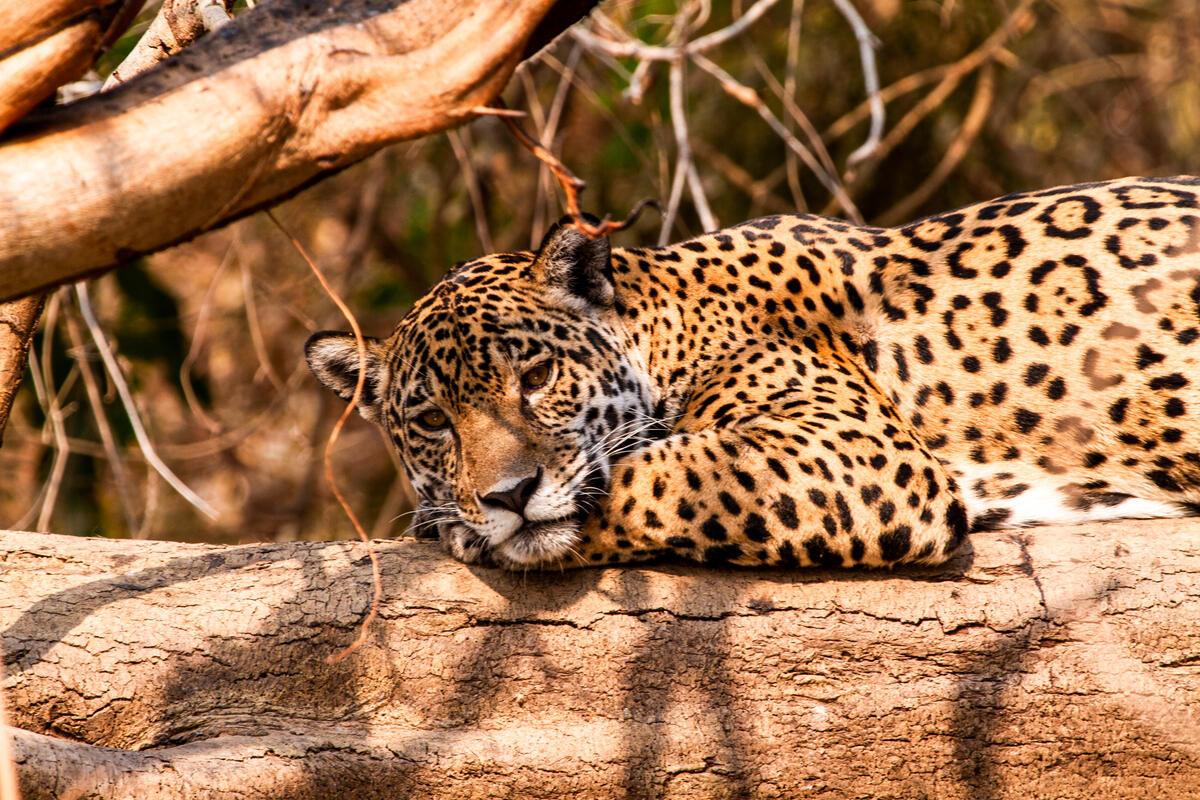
[0, 0, 595, 303]
[3, 521, 1200, 798]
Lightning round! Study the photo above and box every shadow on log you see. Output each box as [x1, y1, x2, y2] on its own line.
[2, 522, 1200, 798]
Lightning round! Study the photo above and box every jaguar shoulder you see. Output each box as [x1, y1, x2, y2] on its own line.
[307, 176, 1200, 570]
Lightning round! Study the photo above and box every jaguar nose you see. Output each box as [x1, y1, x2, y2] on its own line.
[478, 467, 543, 516]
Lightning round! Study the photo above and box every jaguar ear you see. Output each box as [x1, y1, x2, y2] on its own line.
[534, 215, 614, 307]
[304, 331, 388, 424]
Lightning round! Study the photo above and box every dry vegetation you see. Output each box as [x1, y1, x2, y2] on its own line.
[4, 0, 1200, 547]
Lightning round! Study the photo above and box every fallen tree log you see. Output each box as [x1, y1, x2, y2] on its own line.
[2, 521, 1199, 799]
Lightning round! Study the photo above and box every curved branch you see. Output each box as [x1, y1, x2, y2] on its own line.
[0, 0, 594, 303]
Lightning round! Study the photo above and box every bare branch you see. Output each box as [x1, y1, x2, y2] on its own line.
[240, 259, 285, 392]
[691, 53, 863, 222]
[782, 0, 808, 210]
[820, 0, 1036, 214]
[660, 60, 693, 243]
[447, 130, 496, 253]
[25, 332, 70, 533]
[830, 0, 884, 166]
[0, 0, 591, 303]
[179, 249, 231, 432]
[877, 63, 996, 226]
[104, 0, 237, 91]
[569, 0, 785, 61]
[74, 284, 218, 520]
[64, 308, 141, 535]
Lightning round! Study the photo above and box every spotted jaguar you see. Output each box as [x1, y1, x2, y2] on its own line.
[307, 176, 1200, 570]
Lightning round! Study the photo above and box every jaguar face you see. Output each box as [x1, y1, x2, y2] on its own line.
[306, 223, 658, 567]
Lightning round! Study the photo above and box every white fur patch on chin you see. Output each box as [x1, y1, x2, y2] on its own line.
[440, 523, 492, 565]
[493, 519, 583, 569]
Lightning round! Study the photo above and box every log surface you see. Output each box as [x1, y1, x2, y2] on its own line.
[2, 522, 1199, 799]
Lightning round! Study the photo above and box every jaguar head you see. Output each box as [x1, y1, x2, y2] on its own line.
[306, 222, 658, 568]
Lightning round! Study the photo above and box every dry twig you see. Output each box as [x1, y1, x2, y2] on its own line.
[75, 283, 218, 520]
[877, 63, 996, 226]
[691, 53, 863, 222]
[569, 0, 785, 61]
[831, 0, 884, 166]
[447, 130, 496, 252]
[662, 58, 719, 241]
[25, 333, 69, 533]
[180, 245, 233, 433]
[493, 108, 659, 239]
[241, 258, 286, 392]
[266, 211, 381, 664]
[782, 0, 807, 210]
[64, 308, 140, 536]
[104, 0, 237, 90]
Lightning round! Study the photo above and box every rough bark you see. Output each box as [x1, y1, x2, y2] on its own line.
[0, 294, 46, 444]
[3, 521, 1199, 799]
[0, 0, 594, 303]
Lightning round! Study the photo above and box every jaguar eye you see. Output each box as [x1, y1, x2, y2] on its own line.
[521, 362, 552, 391]
[416, 409, 449, 430]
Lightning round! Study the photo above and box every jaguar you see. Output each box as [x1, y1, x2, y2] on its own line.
[307, 176, 1200, 570]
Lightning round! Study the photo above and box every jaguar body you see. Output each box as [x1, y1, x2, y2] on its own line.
[307, 177, 1200, 570]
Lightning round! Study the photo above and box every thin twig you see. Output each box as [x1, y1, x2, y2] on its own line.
[692, 139, 792, 212]
[493, 107, 657, 239]
[180, 244, 233, 432]
[470, 106, 528, 118]
[60, 364, 310, 464]
[266, 210, 381, 665]
[535, 52, 663, 180]
[137, 471, 160, 540]
[569, 0, 785, 61]
[824, 63, 949, 140]
[447, 130, 495, 252]
[819, 0, 1034, 215]
[746, 44, 840, 182]
[542, 45, 585, 209]
[672, 57, 719, 233]
[520, 68, 554, 247]
[32, 293, 71, 533]
[75, 283, 218, 520]
[782, 0, 807, 210]
[661, 60, 693, 243]
[687, 162, 718, 232]
[26, 339, 69, 533]
[64, 309, 140, 535]
[831, 0, 885, 166]
[241, 258, 285, 391]
[877, 63, 995, 226]
[691, 53, 863, 222]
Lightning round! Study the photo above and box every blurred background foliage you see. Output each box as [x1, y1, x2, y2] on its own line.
[4, 0, 1200, 544]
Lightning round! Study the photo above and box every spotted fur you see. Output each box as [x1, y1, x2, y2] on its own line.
[307, 176, 1200, 570]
